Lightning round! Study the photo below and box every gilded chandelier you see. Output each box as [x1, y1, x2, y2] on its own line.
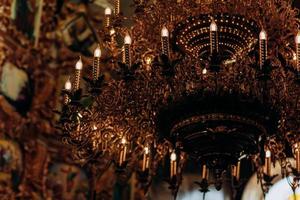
[58, 0, 300, 198]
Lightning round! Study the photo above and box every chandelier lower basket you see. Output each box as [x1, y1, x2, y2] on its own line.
[157, 92, 279, 166]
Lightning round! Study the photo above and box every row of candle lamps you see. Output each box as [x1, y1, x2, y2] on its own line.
[62, 9, 300, 178]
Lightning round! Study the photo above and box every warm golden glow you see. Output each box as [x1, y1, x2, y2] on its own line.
[64, 79, 72, 90]
[94, 45, 101, 58]
[105, 7, 112, 15]
[161, 26, 169, 37]
[170, 152, 177, 161]
[259, 29, 267, 40]
[124, 34, 132, 45]
[210, 20, 217, 31]
[75, 58, 83, 70]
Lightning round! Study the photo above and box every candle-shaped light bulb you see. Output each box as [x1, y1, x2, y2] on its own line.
[161, 26, 169, 37]
[63, 79, 72, 105]
[259, 30, 267, 40]
[119, 138, 127, 166]
[123, 34, 132, 66]
[74, 57, 83, 90]
[265, 150, 271, 176]
[161, 26, 170, 56]
[64, 79, 72, 90]
[105, 7, 112, 15]
[75, 58, 83, 70]
[142, 146, 150, 171]
[115, 0, 120, 15]
[93, 45, 101, 80]
[104, 7, 112, 28]
[124, 34, 132, 45]
[210, 19, 218, 54]
[266, 150, 271, 158]
[144, 146, 149, 155]
[170, 151, 177, 178]
[210, 20, 217, 32]
[94, 45, 101, 58]
[295, 32, 300, 72]
[259, 29, 267, 69]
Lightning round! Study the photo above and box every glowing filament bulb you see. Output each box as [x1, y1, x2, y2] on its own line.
[124, 34, 132, 45]
[259, 29, 267, 40]
[64, 79, 72, 90]
[161, 26, 169, 37]
[105, 7, 112, 15]
[210, 20, 217, 32]
[75, 58, 83, 70]
[94, 45, 101, 58]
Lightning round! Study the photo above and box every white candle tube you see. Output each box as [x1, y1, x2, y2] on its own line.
[93, 45, 101, 80]
[161, 26, 170, 56]
[142, 147, 150, 171]
[74, 58, 83, 90]
[63, 79, 72, 105]
[123, 34, 132, 66]
[104, 8, 112, 28]
[210, 20, 218, 54]
[259, 29, 267, 70]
